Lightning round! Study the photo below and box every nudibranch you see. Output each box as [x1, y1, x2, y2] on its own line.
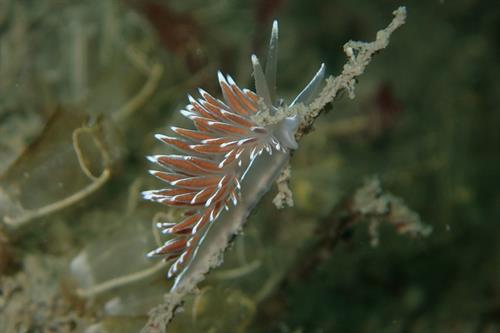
[144, 21, 325, 289]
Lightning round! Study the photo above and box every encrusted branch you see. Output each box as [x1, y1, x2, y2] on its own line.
[296, 6, 407, 139]
[272, 164, 294, 209]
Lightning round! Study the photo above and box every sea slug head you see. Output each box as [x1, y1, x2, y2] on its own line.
[251, 20, 325, 151]
[275, 115, 299, 150]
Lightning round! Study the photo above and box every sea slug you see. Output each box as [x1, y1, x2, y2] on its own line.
[143, 21, 325, 290]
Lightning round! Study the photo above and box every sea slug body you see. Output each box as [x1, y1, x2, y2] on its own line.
[143, 21, 325, 289]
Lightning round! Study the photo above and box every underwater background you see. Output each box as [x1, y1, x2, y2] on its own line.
[1, 0, 499, 332]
